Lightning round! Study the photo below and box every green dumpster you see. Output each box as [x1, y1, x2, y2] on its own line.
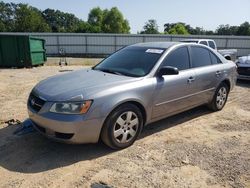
[0, 35, 46, 68]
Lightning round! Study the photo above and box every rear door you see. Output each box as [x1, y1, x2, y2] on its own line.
[151, 46, 197, 119]
[189, 46, 223, 104]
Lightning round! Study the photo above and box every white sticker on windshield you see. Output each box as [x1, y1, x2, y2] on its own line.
[146, 49, 164, 54]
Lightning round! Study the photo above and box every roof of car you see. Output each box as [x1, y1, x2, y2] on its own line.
[132, 42, 179, 49]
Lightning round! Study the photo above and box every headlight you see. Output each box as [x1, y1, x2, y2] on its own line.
[50, 100, 92, 114]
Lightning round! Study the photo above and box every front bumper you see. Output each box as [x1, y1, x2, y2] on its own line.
[237, 66, 250, 80]
[237, 74, 250, 80]
[28, 105, 105, 144]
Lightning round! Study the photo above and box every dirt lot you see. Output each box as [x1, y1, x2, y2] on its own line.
[0, 63, 249, 188]
[45, 57, 102, 66]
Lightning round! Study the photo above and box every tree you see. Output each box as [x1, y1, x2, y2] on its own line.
[14, 4, 51, 32]
[0, 2, 131, 33]
[102, 7, 130, 33]
[62, 13, 80, 32]
[167, 23, 189, 35]
[1, 1, 250, 35]
[164, 22, 216, 35]
[0, 21, 5, 31]
[42, 9, 61, 32]
[87, 7, 103, 33]
[204, 30, 214, 35]
[237, 22, 250, 36]
[0, 2, 15, 32]
[164, 22, 201, 35]
[192, 27, 208, 35]
[216, 24, 238, 35]
[140, 19, 159, 34]
[215, 23, 250, 36]
[86, 7, 130, 33]
[75, 21, 91, 33]
[42, 8, 80, 32]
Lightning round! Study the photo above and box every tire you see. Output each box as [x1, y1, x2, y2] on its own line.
[101, 103, 143, 150]
[208, 82, 229, 111]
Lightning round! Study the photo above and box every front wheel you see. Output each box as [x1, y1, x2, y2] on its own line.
[208, 83, 229, 111]
[101, 104, 143, 150]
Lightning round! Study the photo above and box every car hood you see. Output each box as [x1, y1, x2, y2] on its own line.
[237, 56, 250, 65]
[33, 68, 139, 101]
[237, 63, 250, 67]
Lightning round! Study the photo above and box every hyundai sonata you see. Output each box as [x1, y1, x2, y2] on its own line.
[28, 42, 237, 149]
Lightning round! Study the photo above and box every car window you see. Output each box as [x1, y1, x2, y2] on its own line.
[199, 41, 208, 46]
[161, 47, 190, 71]
[208, 41, 216, 49]
[210, 52, 222, 64]
[191, 46, 212, 68]
[93, 46, 165, 77]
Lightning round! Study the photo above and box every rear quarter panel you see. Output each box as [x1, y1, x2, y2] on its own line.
[217, 60, 237, 91]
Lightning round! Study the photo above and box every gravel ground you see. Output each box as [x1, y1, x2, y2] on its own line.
[0, 63, 249, 188]
[45, 57, 102, 66]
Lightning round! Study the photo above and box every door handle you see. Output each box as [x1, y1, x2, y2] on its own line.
[187, 76, 195, 84]
[216, 71, 222, 77]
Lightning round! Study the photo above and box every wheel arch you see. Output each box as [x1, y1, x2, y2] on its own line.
[221, 79, 231, 91]
[104, 100, 147, 126]
[98, 99, 147, 143]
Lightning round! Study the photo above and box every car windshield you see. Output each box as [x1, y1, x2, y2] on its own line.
[93, 46, 165, 77]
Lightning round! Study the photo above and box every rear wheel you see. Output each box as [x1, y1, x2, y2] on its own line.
[208, 82, 229, 111]
[101, 104, 143, 149]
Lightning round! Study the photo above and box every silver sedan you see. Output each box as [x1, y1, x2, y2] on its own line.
[28, 42, 237, 149]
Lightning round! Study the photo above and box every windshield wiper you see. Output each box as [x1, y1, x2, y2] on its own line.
[94, 68, 123, 75]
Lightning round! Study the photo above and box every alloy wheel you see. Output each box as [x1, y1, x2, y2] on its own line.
[216, 87, 227, 109]
[113, 111, 139, 144]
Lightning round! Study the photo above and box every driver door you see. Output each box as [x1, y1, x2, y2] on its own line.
[151, 46, 197, 119]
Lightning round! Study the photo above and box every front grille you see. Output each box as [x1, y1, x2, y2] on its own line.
[238, 67, 250, 76]
[35, 123, 74, 140]
[28, 93, 46, 112]
[55, 132, 74, 140]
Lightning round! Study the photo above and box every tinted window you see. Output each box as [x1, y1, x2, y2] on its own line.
[161, 47, 190, 70]
[191, 47, 212, 68]
[94, 46, 165, 77]
[210, 52, 222, 64]
[208, 41, 216, 49]
[200, 41, 208, 46]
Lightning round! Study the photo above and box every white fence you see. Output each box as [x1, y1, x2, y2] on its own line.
[1, 33, 250, 57]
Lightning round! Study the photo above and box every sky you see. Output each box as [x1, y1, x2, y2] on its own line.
[3, 0, 250, 33]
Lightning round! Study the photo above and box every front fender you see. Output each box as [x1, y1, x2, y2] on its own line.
[86, 78, 156, 124]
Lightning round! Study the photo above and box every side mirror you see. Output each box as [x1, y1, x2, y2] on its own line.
[157, 66, 179, 77]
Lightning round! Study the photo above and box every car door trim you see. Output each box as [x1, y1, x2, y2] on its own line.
[155, 87, 215, 107]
